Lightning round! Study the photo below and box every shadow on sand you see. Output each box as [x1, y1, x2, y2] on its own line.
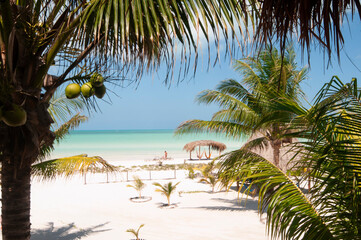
[155, 202, 179, 208]
[182, 196, 260, 212]
[31, 222, 110, 240]
[200, 197, 259, 212]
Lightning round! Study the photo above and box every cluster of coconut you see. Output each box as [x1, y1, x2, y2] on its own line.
[0, 103, 27, 127]
[65, 73, 106, 99]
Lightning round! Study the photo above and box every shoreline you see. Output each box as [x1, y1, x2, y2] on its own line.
[109, 157, 219, 168]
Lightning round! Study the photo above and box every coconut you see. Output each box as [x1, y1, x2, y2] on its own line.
[90, 73, 104, 87]
[65, 83, 81, 99]
[94, 85, 106, 99]
[3, 104, 27, 127]
[81, 82, 94, 98]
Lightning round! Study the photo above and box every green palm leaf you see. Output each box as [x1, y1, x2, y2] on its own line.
[217, 76, 361, 239]
[127, 176, 146, 198]
[39, 113, 87, 159]
[219, 149, 334, 240]
[126, 224, 144, 240]
[153, 181, 180, 205]
[176, 119, 250, 140]
[48, 90, 85, 128]
[32, 154, 118, 181]
[294, 77, 361, 239]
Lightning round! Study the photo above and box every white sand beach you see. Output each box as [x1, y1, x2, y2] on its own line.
[29, 158, 268, 240]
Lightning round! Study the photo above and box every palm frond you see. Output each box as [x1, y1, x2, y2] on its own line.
[153, 182, 180, 196]
[175, 119, 250, 140]
[218, 149, 335, 240]
[53, 113, 87, 143]
[63, 0, 255, 84]
[255, 0, 361, 59]
[295, 77, 361, 239]
[48, 90, 86, 128]
[32, 155, 118, 181]
[241, 135, 270, 152]
[39, 113, 87, 159]
[211, 109, 259, 129]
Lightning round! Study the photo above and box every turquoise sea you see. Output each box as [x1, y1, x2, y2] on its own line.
[48, 129, 246, 163]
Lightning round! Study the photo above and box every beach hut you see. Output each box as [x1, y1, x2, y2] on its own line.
[183, 140, 227, 160]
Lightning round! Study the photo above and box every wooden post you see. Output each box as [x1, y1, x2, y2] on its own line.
[84, 173, 87, 185]
[174, 169, 176, 179]
[190, 151, 192, 160]
[106, 172, 109, 183]
[199, 146, 201, 160]
[126, 171, 129, 182]
[209, 146, 211, 159]
[149, 171, 152, 180]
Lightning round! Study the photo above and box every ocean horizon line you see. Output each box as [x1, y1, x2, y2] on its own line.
[71, 128, 175, 133]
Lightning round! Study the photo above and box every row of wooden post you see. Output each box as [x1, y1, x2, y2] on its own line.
[83, 169, 177, 184]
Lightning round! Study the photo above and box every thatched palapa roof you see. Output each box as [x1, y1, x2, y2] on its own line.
[183, 140, 226, 153]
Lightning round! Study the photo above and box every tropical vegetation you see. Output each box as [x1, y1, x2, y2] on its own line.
[176, 46, 307, 168]
[199, 175, 218, 193]
[32, 91, 118, 181]
[0, 1, 251, 238]
[177, 44, 361, 238]
[218, 77, 361, 239]
[1, 0, 360, 239]
[126, 224, 144, 240]
[153, 181, 180, 206]
[197, 160, 219, 192]
[127, 176, 146, 199]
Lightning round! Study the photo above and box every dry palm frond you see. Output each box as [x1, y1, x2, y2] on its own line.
[255, 0, 361, 60]
[32, 155, 118, 181]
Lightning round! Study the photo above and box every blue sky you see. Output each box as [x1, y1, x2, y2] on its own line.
[78, 17, 361, 131]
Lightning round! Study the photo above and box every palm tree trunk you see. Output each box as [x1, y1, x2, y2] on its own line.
[0, 100, 54, 239]
[1, 157, 32, 240]
[273, 141, 282, 168]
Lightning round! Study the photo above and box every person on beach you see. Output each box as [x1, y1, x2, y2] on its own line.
[164, 151, 168, 159]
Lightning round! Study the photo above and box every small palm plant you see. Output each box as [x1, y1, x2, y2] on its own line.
[201, 160, 217, 178]
[198, 160, 219, 192]
[153, 181, 180, 206]
[199, 175, 219, 193]
[187, 165, 196, 179]
[127, 176, 146, 199]
[126, 224, 144, 240]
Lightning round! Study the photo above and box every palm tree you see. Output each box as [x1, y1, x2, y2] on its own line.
[126, 224, 144, 240]
[31, 90, 118, 182]
[218, 76, 361, 239]
[127, 176, 146, 199]
[0, 1, 252, 238]
[176, 47, 307, 168]
[199, 175, 219, 193]
[153, 181, 180, 206]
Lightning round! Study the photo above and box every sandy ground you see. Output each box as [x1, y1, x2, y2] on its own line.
[28, 159, 268, 240]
